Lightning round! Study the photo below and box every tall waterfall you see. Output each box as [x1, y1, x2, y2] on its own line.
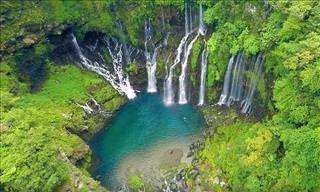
[218, 52, 265, 114]
[163, 34, 190, 105]
[241, 53, 264, 114]
[144, 19, 169, 93]
[178, 3, 206, 104]
[163, 3, 192, 105]
[71, 34, 136, 99]
[198, 46, 208, 105]
[217, 52, 244, 106]
[198, 3, 206, 36]
[163, 2, 206, 105]
[185, 3, 189, 35]
[178, 34, 199, 104]
[227, 51, 245, 106]
[218, 56, 235, 105]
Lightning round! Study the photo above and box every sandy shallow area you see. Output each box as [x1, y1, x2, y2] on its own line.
[112, 137, 195, 187]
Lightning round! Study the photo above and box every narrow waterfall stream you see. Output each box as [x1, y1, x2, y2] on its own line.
[144, 19, 169, 93]
[178, 34, 200, 104]
[198, 46, 208, 105]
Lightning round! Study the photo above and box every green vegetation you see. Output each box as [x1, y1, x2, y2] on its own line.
[128, 175, 144, 191]
[193, 0, 320, 191]
[190, 39, 203, 87]
[1, 61, 123, 191]
[1, 0, 319, 191]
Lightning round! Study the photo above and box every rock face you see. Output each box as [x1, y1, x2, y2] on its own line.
[0, 9, 73, 56]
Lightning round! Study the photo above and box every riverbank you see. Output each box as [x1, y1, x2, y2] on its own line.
[158, 104, 259, 191]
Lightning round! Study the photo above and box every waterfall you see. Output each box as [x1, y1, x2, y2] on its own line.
[198, 46, 208, 105]
[163, 34, 190, 105]
[218, 51, 265, 114]
[164, 2, 206, 105]
[178, 3, 206, 104]
[185, 3, 189, 35]
[161, 7, 165, 31]
[241, 53, 264, 114]
[189, 5, 193, 32]
[178, 34, 199, 104]
[218, 56, 235, 105]
[71, 34, 136, 99]
[163, 3, 192, 105]
[218, 52, 245, 106]
[226, 52, 244, 106]
[144, 19, 169, 93]
[198, 3, 206, 35]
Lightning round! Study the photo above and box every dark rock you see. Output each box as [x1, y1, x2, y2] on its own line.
[25, 24, 41, 33]
[176, 173, 183, 181]
[189, 169, 199, 179]
[170, 183, 178, 191]
[9, 86, 18, 95]
[192, 159, 199, 165]
[187, 151, 193, 157]
[231, 115, 238, 122]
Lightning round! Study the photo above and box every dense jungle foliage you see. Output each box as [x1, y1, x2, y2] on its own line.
[1, 0, 319, 191]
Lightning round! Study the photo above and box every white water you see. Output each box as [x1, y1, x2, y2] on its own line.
[177, 3, 206, 104]
[71, 34, 136, 99]
[241, 53, 264, 114]
[178, 34, 199, 104]
[163, 34, 190, 105]
[163, 3, 192, 105]
[218, 56, 235, 105]
[227, 52, 244, 106]
[218, 51, 265, 114]
[198, 46, 208, 105]
[198, 3, 206, 36]
[144, 19, 169, 93]
[218, 52, 245, 106]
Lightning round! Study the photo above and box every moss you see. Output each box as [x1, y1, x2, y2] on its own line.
[257, 75, 267, 102]
[1, 61, 122, 191]
[126, 60, 139, 74]
[128, 175, 144, 191]
[190, 39, 203, 87]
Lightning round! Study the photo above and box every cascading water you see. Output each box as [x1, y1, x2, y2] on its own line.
[218, 56, 235, 105]
[178, 34, 199, 104]
[227, 51, 244, 106]
[144, 19, 169, 93]
[163, 3, 192, 105]
[241, 53, 264, 114]
[163, 34, 190, 105]
[178, 3, 206, 104]
[198, 46, 208, 105]
[198, 3, 206, 36]
[218, 51, 265, 114]
[71, 34, 136, 99]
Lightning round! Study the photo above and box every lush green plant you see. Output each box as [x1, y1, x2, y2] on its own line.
[0, 62, 122, 191]
[197, 0, 320, 191]
[128, 175, 144, 191]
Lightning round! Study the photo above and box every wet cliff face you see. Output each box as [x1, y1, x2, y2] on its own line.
[1, 1, 272, 115]
[41, 5, 188, 97]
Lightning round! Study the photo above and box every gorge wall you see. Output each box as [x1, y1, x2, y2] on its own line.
[3, 0, 312, 191]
